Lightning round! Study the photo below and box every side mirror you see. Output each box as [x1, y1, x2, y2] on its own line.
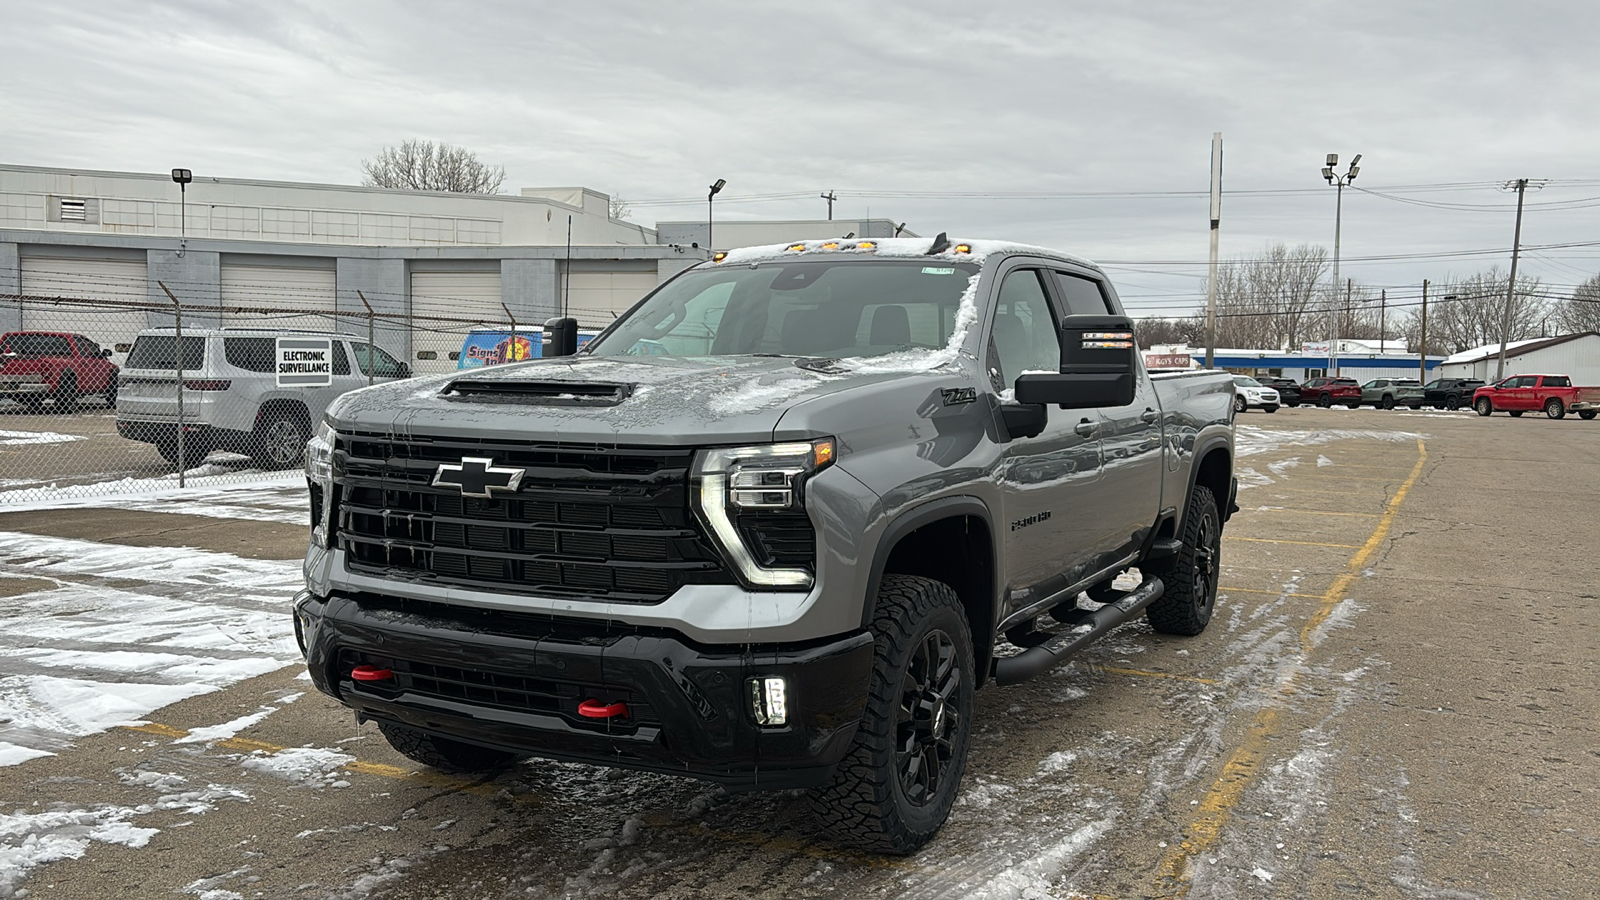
[1013, 315, 1137, 409]
[544, 316, 579, 358]
[396, 362, 413, 378]
[102, 348, 114, 358]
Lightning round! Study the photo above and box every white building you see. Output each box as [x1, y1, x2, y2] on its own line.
[1436, 333, 1600, 384]
[0, 163, 703, 373]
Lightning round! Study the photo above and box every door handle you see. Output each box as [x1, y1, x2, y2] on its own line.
[1140, 408, 1159, 424]
[1074, 419, 1099, 437]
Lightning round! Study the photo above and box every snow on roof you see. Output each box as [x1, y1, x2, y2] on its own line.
[1440, 335, 1579, 365]
[713, 237, 1101, 270]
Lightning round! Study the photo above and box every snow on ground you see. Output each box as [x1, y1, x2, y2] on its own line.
[1234, 423, 1425, 458]
[0, 474, 305, 521]
[0, 532, 302, 765]
[0, 430, 85, 446]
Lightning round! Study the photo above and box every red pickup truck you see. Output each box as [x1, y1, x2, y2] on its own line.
[0, 331, 120, 413]
[1472, 374, 1600, 420]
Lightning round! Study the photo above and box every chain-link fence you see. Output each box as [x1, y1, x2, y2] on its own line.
[1, 288, 558, 505]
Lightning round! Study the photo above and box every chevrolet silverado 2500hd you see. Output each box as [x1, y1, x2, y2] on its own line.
[295, 236, 1237, 853]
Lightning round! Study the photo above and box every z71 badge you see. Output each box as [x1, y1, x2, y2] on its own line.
[941, 387, 977, 406]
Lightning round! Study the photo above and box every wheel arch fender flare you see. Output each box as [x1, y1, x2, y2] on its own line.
[862, 495, 1002, 671]
[1184, 435, 1235, 526]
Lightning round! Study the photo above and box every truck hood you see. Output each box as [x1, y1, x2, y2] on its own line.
[326, 353, 953, 446]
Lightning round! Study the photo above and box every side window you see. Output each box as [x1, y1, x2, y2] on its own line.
[331, 341, 351, 376]
[352, 341, 406, 378]
[1051, 271, 1113, 316]
[987, 268, 1062, 392]
[223, 337, 277, 373]
[73, 336, 102, 358]
[1546, 375, 1569, 388]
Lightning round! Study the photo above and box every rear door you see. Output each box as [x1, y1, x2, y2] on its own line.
[70, 335, 116, 394]
[1049, 268, 1163, 569]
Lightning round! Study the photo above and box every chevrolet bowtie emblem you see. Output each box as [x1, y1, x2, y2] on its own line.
[433, 457, 525, 499]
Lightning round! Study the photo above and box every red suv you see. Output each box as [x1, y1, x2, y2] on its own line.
[1300, 376, 1362, 408]
[0, 331, 120, 412]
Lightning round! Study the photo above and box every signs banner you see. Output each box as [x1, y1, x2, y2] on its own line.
[276, 337, 333, 387]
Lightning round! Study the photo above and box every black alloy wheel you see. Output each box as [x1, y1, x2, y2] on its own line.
[1381, 394, 1395, 409]
[1445, 394, 1461, 410]
[1146, 482, 1221, 635]
[1318, 393, 1333, 408]
[896, 629, 963, 808]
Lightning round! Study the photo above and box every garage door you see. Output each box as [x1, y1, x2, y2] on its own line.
[220, 264, 337, 333]
[411, 271, 504, 375]
[565, 270, 659, 330]
[19, 256, 150, 357]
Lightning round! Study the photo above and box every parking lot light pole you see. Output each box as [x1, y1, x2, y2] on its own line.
[171, 168, 192, 254]
[707, 178, 726, 249]
[1321, 153, 1361, 376]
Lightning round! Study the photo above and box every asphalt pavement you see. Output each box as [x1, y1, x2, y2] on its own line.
[0, 407, 1595, 899]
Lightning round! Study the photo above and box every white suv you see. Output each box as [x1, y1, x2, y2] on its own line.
[116, 328, 410, 469]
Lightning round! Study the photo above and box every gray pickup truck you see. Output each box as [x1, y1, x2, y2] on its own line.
[295, 236, 1237, 853]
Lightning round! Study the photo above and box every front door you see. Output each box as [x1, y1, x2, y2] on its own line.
[989, 265, 1103, 620]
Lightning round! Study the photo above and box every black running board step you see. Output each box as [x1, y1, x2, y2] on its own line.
[992, 576, 1165, 686]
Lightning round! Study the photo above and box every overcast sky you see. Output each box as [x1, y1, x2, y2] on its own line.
[3, 0, 1598, 318]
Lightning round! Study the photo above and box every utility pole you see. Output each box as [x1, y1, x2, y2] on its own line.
[1205, 132, 1222, 369]
[1495, 177, 1535, 381]
[820, 190, 837, 220]
[1419, 280, 1429, 380]
[1379, 288, 1386, 350]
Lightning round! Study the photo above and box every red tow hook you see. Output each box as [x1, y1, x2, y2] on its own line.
[351, 665, 394, 682]
[578, 699, 630, 719]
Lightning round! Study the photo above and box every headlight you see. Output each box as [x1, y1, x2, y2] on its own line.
[306, 420, 336, 548]
[694, 439, 834, 588]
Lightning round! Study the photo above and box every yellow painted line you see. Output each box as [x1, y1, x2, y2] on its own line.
[1242, 508, 1379, 519]
[1225, 537, 1362, 549]
[1255, 487, 1396, 498]
[1154, 438, 1428, 898]
[1093, 665, 1217, 685]
[1219, 586, 1323, 600]
[1278, 473, 1407, 482]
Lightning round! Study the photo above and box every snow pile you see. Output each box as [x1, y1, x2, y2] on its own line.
[239, 747, 354, 788]
[0, 430, 83, 446]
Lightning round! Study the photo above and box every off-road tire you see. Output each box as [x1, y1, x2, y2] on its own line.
[251, 409, 309, 470]
[1544, 398, 1565, 419]
[53, 373, 79, 413]
[1580, 410, 1597, 420]
[1475, 397, 1493, 416]
[809, 575, 974, 855]
[1145, 483, 1220, 636]
[377, 720, 520, 774]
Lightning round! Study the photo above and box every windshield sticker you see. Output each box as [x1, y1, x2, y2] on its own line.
[921, 267, 956, 275]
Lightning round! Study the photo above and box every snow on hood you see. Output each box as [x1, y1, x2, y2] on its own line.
[716, 236, 1100, 270]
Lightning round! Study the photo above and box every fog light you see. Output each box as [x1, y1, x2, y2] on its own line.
[749, 676, 788, 726]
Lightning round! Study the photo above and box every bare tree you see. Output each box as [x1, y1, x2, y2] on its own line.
[1399, 268, 1549, 353]
[1203, 244, 1339, 349]
[361, 140, 506, 193]
[609, 193, 632, 220]
[1553, 274, 1600, 334]
[1135, 317, 1203, 346]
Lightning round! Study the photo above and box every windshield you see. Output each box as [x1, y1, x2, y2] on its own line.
[588, 259, 980, 359]
[1232, 376, 1261, 387]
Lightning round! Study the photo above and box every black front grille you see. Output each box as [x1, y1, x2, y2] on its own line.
[335, 433, 732, 603]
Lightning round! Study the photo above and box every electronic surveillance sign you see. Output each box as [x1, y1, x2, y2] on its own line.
[276, 337, 334, 387]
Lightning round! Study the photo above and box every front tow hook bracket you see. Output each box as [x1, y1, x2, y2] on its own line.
[578, 699, 630, 719]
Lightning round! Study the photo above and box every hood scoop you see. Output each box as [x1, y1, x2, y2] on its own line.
[443, 378, 634, 406]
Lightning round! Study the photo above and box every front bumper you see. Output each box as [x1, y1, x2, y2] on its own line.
[296, 590, 875, 791]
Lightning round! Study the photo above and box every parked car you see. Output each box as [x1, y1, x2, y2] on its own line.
[0, 330, 120, 412]
[1422, 377, 1484, 410]
[1472, 374, 1600, 420]
[1359, 377, 1425, 409]
[1258, 376, 1302, 406]
[1232, 375, 1280, 413]
[1300, 376, 1362, 408]
[115, 328, 411, 469]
